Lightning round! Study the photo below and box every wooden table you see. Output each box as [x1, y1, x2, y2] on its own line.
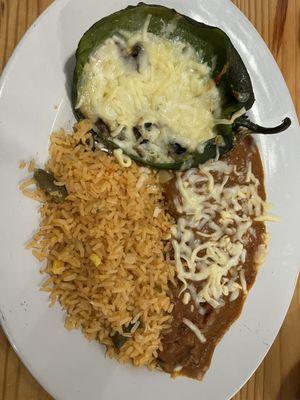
[0, 1, 299, 399]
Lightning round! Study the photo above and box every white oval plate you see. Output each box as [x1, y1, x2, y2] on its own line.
[0, 1, 299, 399]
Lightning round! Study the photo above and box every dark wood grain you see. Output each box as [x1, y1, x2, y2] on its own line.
[272, 0, 289, 55]
[0, 1, 299, 399]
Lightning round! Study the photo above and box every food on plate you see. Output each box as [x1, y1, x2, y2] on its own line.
[21, 124, 272, 379]
[73, 3, 290, 170]
[158, 136, 270, 379]
[21, 3, 291, 380]
[23, 121, 175, 368]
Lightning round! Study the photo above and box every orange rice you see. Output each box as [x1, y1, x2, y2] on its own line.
[23, 120, 175, 368]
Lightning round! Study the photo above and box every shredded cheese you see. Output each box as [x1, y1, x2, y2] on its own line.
[214, 107, 246, 125]
[173, 365, 183, 372]
[77, 16, 221, 162]
[182, 291, 191, 305]
[113, 149, 132, 167]
[183, 318, 206, 343]
[171, 159, 271, 309]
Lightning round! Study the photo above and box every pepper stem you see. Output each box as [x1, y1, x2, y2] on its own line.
[234, 117, 291, 134]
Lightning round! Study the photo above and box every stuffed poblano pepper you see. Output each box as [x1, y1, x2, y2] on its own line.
[73, 3, 291, 170]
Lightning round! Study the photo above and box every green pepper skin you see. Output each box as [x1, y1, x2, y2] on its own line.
[73, 3, 291, 170]
[110, 321, 142, 350]
[74, 3, 254, 112]
[33, 169, 68, 202]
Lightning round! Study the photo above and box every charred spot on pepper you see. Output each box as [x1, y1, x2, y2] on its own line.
[115, 40, 145, 72]
[130, 43, 143, 58]
[131, 43, 146, 72]
[133, 126, 142, 141]
[144, 122, 153, 130]
[84, 130, 100, 151]
[172, 143, 187, 155]
[95, 118, 110, 137]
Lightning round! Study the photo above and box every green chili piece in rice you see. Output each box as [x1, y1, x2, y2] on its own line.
[34, 168, 67, 202]
[111, 320, 143, 350]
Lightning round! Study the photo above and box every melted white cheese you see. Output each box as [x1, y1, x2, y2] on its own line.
[77, 16, 221, 162]
[214, 107, 246, 125]
[113, 149, 132, 167]
[172, 159, 271, 309]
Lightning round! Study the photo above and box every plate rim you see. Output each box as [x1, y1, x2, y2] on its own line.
[0, 1, 299, 399]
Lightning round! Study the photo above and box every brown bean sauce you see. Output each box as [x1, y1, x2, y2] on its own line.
[158, 137, 266, 380]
